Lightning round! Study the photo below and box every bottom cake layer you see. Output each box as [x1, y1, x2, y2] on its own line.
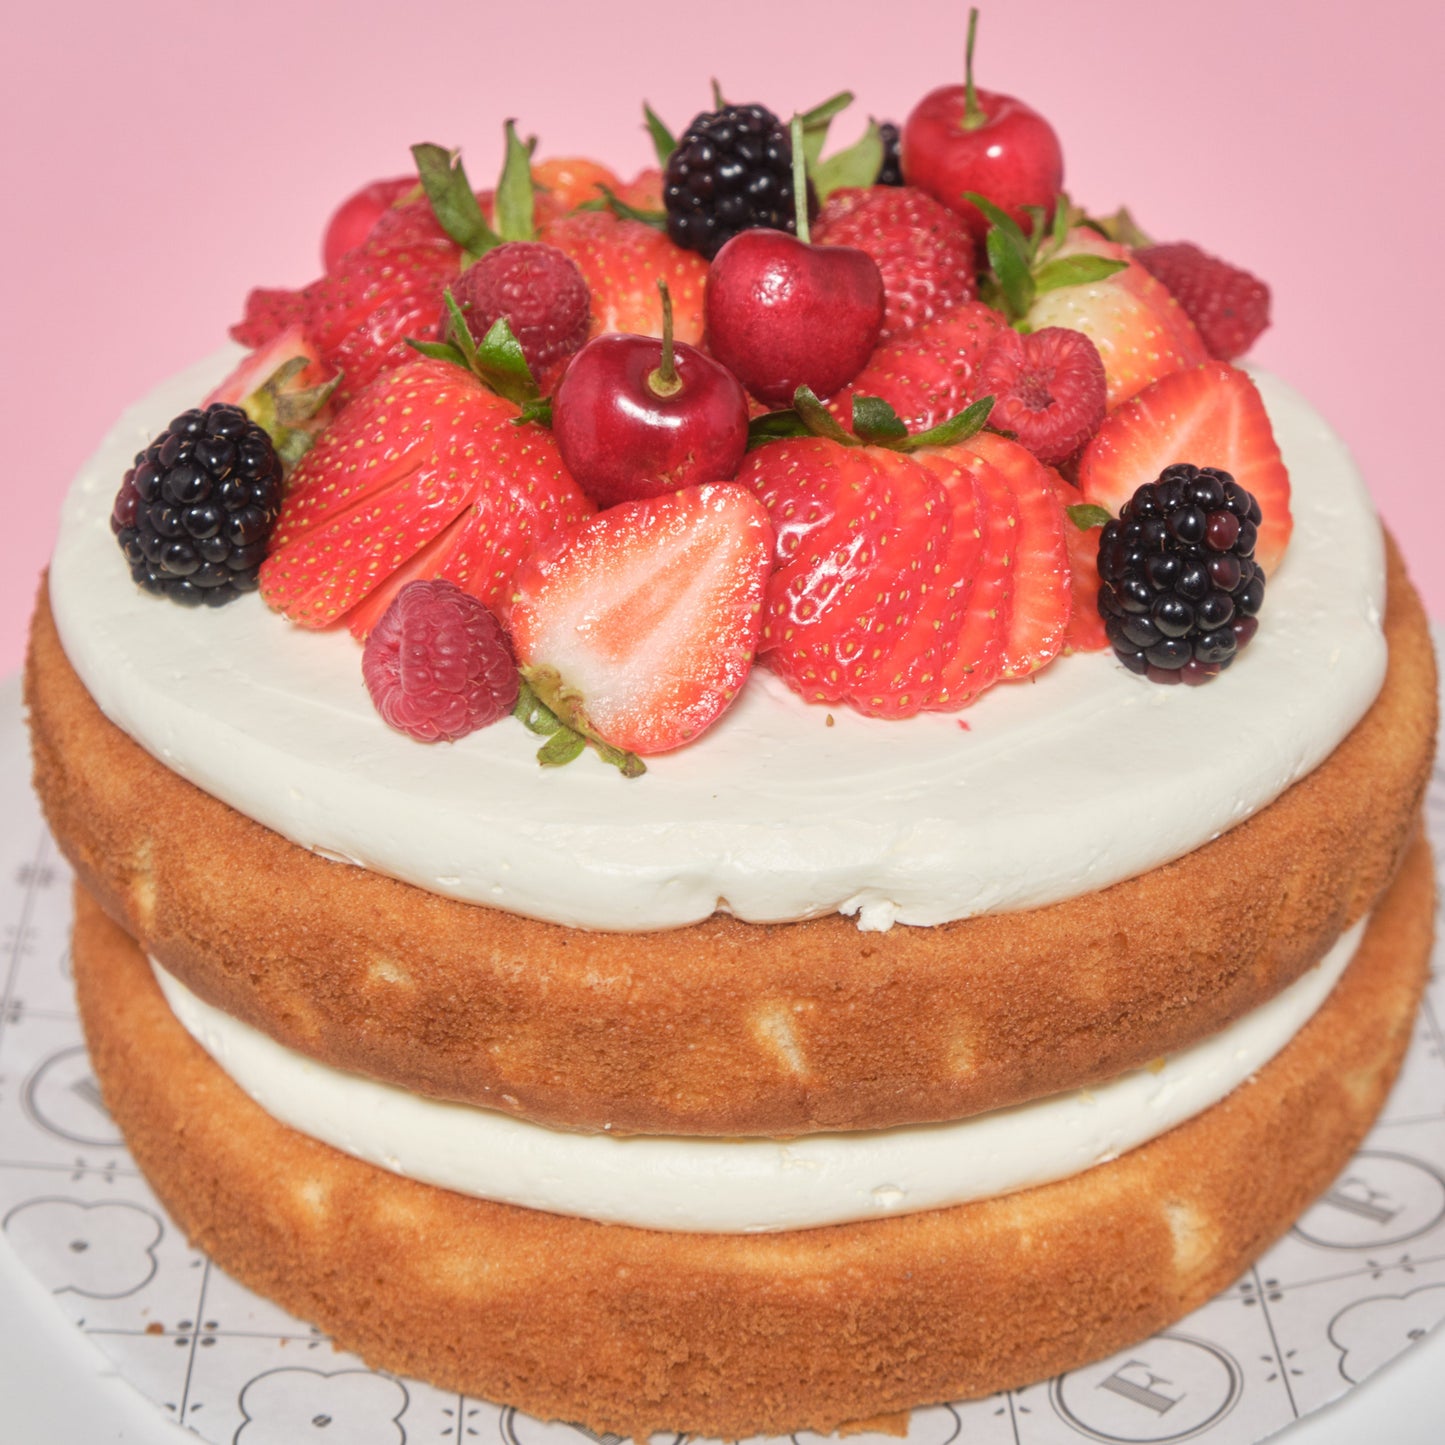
[72, 835, 1435, 1441]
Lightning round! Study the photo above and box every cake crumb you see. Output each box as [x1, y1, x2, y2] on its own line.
[826, 713, 835, 726]
[839, 1409, 911, 1437]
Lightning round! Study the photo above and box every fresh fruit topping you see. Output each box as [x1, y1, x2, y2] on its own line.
[707, 118, 884, 406]
[542, 210, 707, 344]
[901, 8, 1064, 243]
[362, 579, 519, 741]
[1020, 226, 1207, 408]
[663, 102, 801, 260]
[976, 325, 1106, 464]
[828, 301, 1005, 433]
[876, 121, 904, 186]
[204, 325, 339, 468]
[1076, 361, 1292, 574]
[112, 404, 283, 607]
[259, 355, 593, 632]
[1134, 241, 1271, 362]
[531, 157, 624, 213]
[1052, 478, 1110, 654]
[322, 176, 417, 271]
[618, 167, 665, 212]
[553, 282, 748, 508]
[959, 432, 1072, 677]
[814, 185, 977, 341]
[507, 484, 775, 760]
[447, 241, 590, 383]
[1097, 464, 1266, 683]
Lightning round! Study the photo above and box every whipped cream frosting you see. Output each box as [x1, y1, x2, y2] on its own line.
[49, 350, 1386, 931]
[153, 914, 1364, 1232]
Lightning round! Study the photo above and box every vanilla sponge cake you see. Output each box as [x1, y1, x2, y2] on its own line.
[24, 351, 1439, 1433]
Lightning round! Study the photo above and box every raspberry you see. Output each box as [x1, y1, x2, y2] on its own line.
[111, 403, 283, 606]
[663, 103, 800, 260]
[362, 580, 519, 742]
[976, 327, 1107, 464]
[1134, 242, 1271, 361]
[1096, 464, 1266, 685]
[448, 242, 591, 377]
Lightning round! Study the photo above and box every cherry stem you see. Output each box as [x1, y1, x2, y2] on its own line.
[646, 280, 682, 398]
[790, 113, 810, 243]
[962, 6, 986, 131]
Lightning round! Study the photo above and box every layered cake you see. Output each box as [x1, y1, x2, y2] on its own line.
[23, 40, 1439, 1442]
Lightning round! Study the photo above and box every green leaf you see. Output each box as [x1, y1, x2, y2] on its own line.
[798, 89, 854, 168]
[513, 679, 562, 736]
[811, 119, 885, 200]
[711, 77, 727, 110]
[442, 289, 483, 366]
[1032, 254, 1128, 295]
[411, 142, 499, 262]
[643, 102, 676, 163]
[746, 409, 812, 449]
[593, 185, 667, 230]
[792, 385, 856, 445]
[903, 395, 996, 451]
[1092, 205, 1153, 250]
[472, 316, 539, 407]
[591, 737, 647, 778]
[964, 191, 1030, 253]
[986, 225, 1035, 320]
[537, 728, 587, 767]
[495, 120, 537, 242]
[1067, 503, 1113, 530]
[851, 394, 909, 447]
[405, 337, 468, 367]
[515, 397, 554, 428]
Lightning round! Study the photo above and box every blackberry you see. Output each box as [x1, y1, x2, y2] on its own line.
[663, 103, 800, 260]
[876, 120, 904, 186]
[110, 404, 283, 607]
[1097, 464, 1266, 685]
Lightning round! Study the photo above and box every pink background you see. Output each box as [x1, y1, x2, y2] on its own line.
[4, 0, 1442, 677]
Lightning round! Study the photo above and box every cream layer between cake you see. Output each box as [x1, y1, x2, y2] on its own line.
[49, 351, 1386, 931]
[152, 913, 1365, 1233]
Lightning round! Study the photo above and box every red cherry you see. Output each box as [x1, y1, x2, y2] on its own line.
[705, 230, 884, 406]
[901, 9, 1063, 243]
[322, 176, 417, 271]
[553, 284, 750, 509]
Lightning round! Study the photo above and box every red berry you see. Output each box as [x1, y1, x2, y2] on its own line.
[322, 176, 417, 271]
[362, 579, 519, 742]
[1134, 242, 1271, 362]
[449, 242, 591, 379]
[976, 326, 1107, 465]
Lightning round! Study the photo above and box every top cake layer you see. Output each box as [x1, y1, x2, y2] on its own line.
[49, 350, 1386, 932]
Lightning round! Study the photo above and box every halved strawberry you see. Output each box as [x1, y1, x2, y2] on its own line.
[1076, 361, 1293, 575]
[961, 432, 1072, 678]
[259, 357, 593, 631]
[506, 484, 775, 757]
[1049, 474, 1109, 654]
[1024, 229, 1207, 408]
[205, 325, 332, 409]
[828, 301, 1006, 431]
[541, 211, 707, 345]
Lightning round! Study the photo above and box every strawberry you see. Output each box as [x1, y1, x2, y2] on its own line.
[1076, 361, 1292, 575]
[1024, 229, 1207, 407]
[828, 301, 1006, 432]
[531, 157, 624, 212]
[1134, 241, 1271, 362]
[322, 175, 418, 271]
[1049, 474, 1109, 654]
[205, 325, 332, 411]
[541, 210, 707, 345]
[814, 185, 977, 342]
[258, 357, 593, 632]
[506, 484, 775, 757]
[618, 167, 664, 211]
[232, 199, 462, 405]
[960, 432, 1072, 677]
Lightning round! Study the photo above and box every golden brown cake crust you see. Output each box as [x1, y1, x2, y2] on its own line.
[72, 835, 1434, 1440]
[27, 538, 1437, 1136]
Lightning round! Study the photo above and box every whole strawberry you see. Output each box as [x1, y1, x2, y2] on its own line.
[814, 185, 977, 341]
[1134, 242, 1271, 361]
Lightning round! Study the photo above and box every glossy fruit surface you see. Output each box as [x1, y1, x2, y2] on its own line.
[705, 230, 884, 405]
[322, 176, 416, 270]
[902, 84, 1063, 243]
[553, 334, 749, 508]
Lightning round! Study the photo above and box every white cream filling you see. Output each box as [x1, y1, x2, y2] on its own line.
[50, 352, 1386, 931]
[153, 916, 1364, 1233]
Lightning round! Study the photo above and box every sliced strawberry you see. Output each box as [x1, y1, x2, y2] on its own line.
[541, 211, 707, 345]
[1076, 361, 1293, 575]
[259, 358, 593, 632]
[1049, 474, 1109, 654]
[1025, 229, 1207, 408]
[506, 484, 775, 756]
[961, 432, 1072, 678]
[829, 301, 1006, 431]
[204, 325, 332, 409]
